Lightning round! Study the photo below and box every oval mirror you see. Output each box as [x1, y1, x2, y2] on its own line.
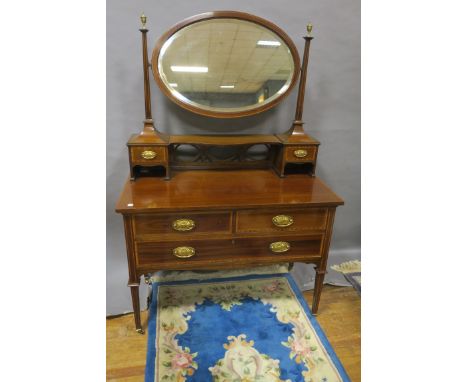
[152, 11, 300, 118]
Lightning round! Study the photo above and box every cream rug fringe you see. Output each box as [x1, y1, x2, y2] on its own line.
[331, 260, 361, 274]
[150, 263, 289, 283]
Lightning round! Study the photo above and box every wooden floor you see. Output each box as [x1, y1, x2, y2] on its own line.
[107, 285, 361, 381]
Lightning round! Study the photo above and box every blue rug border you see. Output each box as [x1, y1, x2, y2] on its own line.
[145, 272, 351, 382]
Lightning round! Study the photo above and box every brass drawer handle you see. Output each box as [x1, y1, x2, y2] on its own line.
[141, 150, 157, 160]
[293, 149, 308, 158]
[172, 218, 195, 232]
[272, 215, 294, 228]
[269, 241, 291, 253]
[173, 246, 195, 258]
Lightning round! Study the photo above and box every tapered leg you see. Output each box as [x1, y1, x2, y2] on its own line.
[311, 269, 326, 315]
[130, 285, 144, 334]
[311, 208, 336, 314]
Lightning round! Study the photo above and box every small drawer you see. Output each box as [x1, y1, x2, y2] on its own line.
[136, 239, 234, 268]
[236, 208, 328, 234]
[130, 146, 167, 164]
[285, 146, 317, 162]
[234, 236, 323, 262]
[134, 211, 232, 240]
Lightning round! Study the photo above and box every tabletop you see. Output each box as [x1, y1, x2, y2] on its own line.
[116, 169, 344, 214]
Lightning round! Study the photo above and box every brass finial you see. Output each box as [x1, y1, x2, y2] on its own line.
[306, 23, 313, 36]
[140, 13, 147, 29]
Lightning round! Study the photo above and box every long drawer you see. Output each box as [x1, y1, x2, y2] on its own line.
[236, 208, 328, 234]
[135, 235, 323, 270]
[134, 211, 232, 240]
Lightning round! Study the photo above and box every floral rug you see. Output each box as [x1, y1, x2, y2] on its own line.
[145, 273, 350, 382]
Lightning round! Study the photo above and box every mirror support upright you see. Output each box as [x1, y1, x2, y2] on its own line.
[278, 24, 314, 142]
[293, 25, 314, 130]
[126, 14, 170, 181]
[136, 14, 168, 142]
[274, 24, 320, 177]
[140, 14, 153, 130]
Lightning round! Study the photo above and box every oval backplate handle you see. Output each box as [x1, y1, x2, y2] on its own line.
[141, 150, 157, 160]
[269, 241, 291, 253]
[293, 149, 308, 158]
[172, 218, 196, 232]
[272, 215, 294, 228]
[172, 246, 196, 258]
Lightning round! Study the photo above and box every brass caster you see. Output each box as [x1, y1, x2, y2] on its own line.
[136, 328, 145, 334]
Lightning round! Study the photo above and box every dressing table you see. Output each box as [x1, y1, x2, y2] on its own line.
[116, 11, 343, 333]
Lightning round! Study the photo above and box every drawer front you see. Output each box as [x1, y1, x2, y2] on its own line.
[236, 208, 328, 234]
[285, 146, 317, 162]
[136, 239, 234, 268]
[136, 235, 322, 270]
[134, 212, 232, 240]
[234, 236, 322, 262]
[130, 146, 167, 164]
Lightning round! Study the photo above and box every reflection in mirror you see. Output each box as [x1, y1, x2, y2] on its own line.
[157, 18, 296, 115]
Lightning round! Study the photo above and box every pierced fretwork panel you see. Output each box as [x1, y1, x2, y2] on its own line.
[170, 143, 277, 170]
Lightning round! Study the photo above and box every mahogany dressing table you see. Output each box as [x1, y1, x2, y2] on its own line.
[116, 11, 344, 333]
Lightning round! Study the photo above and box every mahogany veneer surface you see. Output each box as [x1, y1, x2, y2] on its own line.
[116, 169, 343, 213]
[134, 211, 232, 239]
[136, 235, 323, 271]
[116, 169, 343, 332]
[236, 207, 328, 233]
[169, 134, 281, 145]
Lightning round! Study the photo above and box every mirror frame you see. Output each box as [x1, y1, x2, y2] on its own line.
[151, 11, 301, 118]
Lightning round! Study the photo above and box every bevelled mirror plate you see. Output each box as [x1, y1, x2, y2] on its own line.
[152, 12, 300, 118]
